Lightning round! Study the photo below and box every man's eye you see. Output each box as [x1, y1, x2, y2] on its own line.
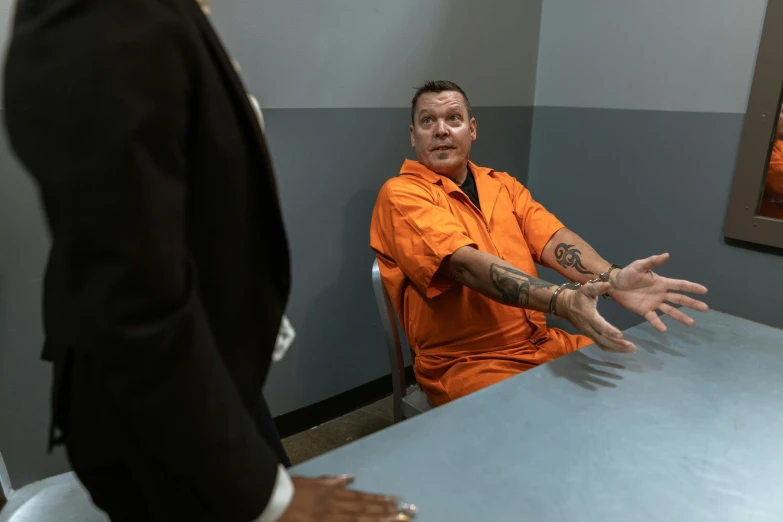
[450, 115, 459, 121]
[423, 118, 432, 124]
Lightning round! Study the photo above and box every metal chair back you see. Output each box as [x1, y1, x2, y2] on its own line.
[371, 258, 432, 421]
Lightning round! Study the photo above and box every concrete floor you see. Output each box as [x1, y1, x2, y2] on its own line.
[282, 395, 395, 466]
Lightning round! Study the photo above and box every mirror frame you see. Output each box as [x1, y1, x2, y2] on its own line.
[724, 0, 783, 249]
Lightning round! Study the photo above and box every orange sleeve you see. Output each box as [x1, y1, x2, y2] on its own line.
[508, 177, 565, 263]
[370, 178, 477, 298]
[766, 140, 783, 197]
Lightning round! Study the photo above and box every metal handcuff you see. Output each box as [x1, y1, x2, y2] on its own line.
[549, 264, 622, 317]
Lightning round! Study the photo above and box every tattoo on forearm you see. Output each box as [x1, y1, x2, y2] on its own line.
[554, 243, 594, 275]
[489, 263, 555, 306]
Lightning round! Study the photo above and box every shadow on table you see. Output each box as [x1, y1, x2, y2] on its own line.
[624, 332, 687, 358]
[669, 322, 717, 346]
[546, 351, 625, 391]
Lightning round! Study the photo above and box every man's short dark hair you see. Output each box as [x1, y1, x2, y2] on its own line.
[411, 80, 472, 124]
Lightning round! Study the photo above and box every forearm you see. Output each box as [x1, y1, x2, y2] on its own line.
[541, 228, 614, 284]
[445, 246, 635, 352]
[446, 246, 557, 312]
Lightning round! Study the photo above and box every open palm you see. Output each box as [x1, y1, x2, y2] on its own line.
[610, 253, 709, 332]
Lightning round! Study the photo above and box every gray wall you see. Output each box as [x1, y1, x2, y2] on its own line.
[530, 0, 781, 332]
[0, 127, 70, 487]
[0, 1, 11, 66]
[0, 0, 62, 490]
[0, 0, 541, 486]
[535, 0, 766, 112]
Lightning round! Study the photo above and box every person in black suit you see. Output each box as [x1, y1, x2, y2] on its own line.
[3, 0, 414, 520]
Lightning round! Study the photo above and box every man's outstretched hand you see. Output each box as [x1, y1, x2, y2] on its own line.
[560, 281, 637, 353]
[609, 253, 709, 332]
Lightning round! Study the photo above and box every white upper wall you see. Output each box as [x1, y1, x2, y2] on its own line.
[535, 0, 767, 113]
[210, 0, 542, 109]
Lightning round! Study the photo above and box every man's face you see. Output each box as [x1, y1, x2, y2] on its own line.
[410, 91, 477, 180]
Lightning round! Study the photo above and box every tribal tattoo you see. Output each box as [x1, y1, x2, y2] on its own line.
[489, 263, 555, 307]
[554, 243, 594, 275]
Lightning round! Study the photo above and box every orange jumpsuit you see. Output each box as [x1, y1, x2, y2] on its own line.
[370, 160, 591, 406]
[760, 139, 783, 220]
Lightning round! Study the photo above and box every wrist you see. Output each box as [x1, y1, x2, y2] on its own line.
[607, 266, 621, 296]
[555, 287, 577, 319]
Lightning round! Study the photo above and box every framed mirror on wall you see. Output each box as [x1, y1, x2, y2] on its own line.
[724, 0, 783, 249]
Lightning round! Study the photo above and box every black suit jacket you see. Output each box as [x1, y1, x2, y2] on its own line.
[4, 0, 290, 520]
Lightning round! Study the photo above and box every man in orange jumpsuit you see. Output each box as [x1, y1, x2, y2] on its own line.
[370, 80, 709, 406]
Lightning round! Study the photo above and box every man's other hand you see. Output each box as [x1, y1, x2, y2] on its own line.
[280, 476, 415, 521]
[609, 253, 709, 333]
[561, 282, 637, 353]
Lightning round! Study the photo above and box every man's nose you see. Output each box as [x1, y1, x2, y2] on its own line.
[434, 120, 449, 138]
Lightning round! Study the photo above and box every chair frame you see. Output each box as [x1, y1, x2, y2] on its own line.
[372, 259, 432, 422]
[0, 452, 11, 511]
[372, 259, 408, 422]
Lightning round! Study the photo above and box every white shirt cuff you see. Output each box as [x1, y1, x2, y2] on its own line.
[251, 465, 294, 522]
[273, 315, 296, 362]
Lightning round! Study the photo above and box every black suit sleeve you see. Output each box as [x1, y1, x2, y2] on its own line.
[4, 3, 280, 520]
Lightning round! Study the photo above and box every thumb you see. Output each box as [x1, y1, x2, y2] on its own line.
[639, 252, 669, 272]
[581, 281, 610, 298]
[312, 475, 355, 488]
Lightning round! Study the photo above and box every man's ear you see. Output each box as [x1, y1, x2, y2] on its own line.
[470, 117, 477, 142]
[410, 125, 416, 148]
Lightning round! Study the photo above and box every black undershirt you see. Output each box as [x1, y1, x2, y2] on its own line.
[459, 166, 481, 210]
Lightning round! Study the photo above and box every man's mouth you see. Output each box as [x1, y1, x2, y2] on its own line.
[432, 146, 453, 151]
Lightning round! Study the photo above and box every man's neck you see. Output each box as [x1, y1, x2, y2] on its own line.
[448, 164, 469, 186]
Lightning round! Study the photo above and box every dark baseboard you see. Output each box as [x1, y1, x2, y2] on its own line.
[274, 366, 415, 438]
[723, 236, 783, 257]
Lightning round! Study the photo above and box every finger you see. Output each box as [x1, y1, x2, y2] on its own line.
[666, 278, 708, 295]
[581, 322, 635, 352]
[596, 340, 637, 353]
[328, 501, 415, 522]
[592, 332, 635, 352]
[313, 475, 356, 487]
[328, 514, 412, 522]
[331, 502, 399, 518]
[593, 330, 637, 353]
[331, 495, 399, 517]
[659, 303, 695, 327]
[644, 310, 667, 333]
[588, 311, 625, 340]
[665, 292, 709, 311]
[638, 252, 670, 272]
[333, 489, 412, 514]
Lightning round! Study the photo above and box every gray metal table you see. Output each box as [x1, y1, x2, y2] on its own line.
[291, 311, 783, 521]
